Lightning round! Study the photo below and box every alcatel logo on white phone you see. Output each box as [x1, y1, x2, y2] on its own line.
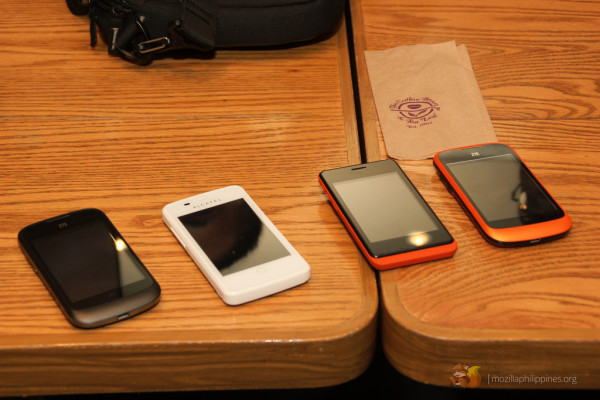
[193, 198, 223, 209]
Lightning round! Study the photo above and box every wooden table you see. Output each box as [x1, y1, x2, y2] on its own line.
[350, 0, 600, 389]
[0, 2, 378, 396]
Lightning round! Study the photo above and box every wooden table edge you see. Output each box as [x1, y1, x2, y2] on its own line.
[1, 256, 379, 396]
[380, 277, 600, 389]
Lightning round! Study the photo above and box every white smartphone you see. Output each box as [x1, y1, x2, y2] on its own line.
[162, 185, 310, 305]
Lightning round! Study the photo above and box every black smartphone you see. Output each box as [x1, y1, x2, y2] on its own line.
[434, 143, 572, 246]
[18, 208, 161, 328]
[319, 159, 457, 270]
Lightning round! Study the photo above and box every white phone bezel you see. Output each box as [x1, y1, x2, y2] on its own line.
[162, 185, 310, 305]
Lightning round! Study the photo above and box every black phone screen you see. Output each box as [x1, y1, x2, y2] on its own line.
[333, 171, 438, 243]
[445, 153, 563, 228]
[29, 217, 149, 307]
[178, 198, 290, 276]
[322, 160, 454, 258]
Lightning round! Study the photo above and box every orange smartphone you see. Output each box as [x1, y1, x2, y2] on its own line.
[434, 143, 572, 247]
[319, 160, 457, 270]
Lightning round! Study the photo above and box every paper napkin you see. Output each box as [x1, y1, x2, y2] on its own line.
[364, 41, 497, 160]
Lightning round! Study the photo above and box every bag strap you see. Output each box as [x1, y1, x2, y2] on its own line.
[129, 0, 219, 58]
[178, 0, 218, 51]
[67, 0, 218, 64]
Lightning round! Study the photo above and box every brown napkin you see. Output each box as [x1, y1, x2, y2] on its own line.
[364, 41, 497, 160]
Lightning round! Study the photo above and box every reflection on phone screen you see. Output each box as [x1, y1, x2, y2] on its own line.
[333, 172, 438, 243]
[31, 220, 147, 304]
[446, 154, 558, 226]
[179, 199, 290, 276]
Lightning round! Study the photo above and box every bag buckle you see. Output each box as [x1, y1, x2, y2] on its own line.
[138, 37, 171, 54]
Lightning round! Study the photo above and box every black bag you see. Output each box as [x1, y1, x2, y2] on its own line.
[67, 0, 346, 64]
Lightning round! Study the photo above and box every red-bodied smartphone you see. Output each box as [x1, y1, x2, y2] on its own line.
[319, 159, 457, 270]
[434, 143, 572, 247]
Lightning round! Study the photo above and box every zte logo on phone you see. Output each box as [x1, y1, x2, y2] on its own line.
[58, 222, 68, 228]
[470, 152, 480, 157]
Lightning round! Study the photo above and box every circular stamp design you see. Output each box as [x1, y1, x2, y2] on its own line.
[389, 97, 440, 128]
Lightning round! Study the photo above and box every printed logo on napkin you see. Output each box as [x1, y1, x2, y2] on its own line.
[364, 41, 497, 160]
[389, 97, 440, 128]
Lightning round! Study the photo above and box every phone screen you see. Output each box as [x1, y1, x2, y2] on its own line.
[445, 153, 561, 228]
[178, 198, 290, 276]
[30, 219, 148, 305]
[321, 161, 454, 258]
[333, 172, 438, 243]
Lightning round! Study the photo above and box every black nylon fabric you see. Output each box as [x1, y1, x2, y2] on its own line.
[67, 0, 345, 64]
[215, 0, 345, 47]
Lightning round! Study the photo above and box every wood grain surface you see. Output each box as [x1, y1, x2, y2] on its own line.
[351, 0, 600, 389]
[0, 1, 378, 396]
